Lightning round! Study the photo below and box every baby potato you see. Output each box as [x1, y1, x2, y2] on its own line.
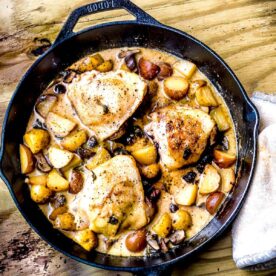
[210, 106, 230, 132]
[30, 184, 52, 204]
[138, 58, 160, 80]
[28, 174, 48, 186]
[199, 164, 221, 195]
[140, 163, 160, 179]
[174, 184, 198, 206]
[54, 212, 76, 230]
[173, 60, 197, 79]
[96, 60, 113, 72]
[132, 145, 157, 166]
[152, 212, 172, 238]
[206, 192, 225, 215]
[172, 209, 192, 230]
[69, 170, 84, 194]
[214, 149, 236, 168]
[20, 144, 34, 174]
[125, 229, 147, 252]
[24, 129, 50, 154]
[49, 205, 68, 220]
[85, 147, 111, 170]
[60, 130, 87, 152]
[195, 86, 218, 107]
[163, 76, 189, 100]
[73, 229, 98, 251]
[47, 169, 69, 192]
[48, 146, 74, 169]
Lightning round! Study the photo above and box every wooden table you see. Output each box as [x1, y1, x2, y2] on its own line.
[0, 0, 275, 275]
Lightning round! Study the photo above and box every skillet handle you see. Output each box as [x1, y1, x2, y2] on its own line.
[54, 0, 160, 44]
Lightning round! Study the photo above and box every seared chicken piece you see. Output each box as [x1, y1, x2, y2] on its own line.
[145, 105, 215, 170]
[70, 155, 148, 237]
[67, 70, 147, 141]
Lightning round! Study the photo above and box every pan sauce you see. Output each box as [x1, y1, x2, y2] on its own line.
[22, 47, 237, 257]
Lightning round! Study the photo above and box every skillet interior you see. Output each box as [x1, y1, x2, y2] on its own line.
[0, 22, 258, 272]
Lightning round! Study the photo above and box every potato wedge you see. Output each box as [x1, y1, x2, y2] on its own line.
[60, 130, 87, 152]
[78, 54, 104, 72]
[140, 163, 160, 179]
[172, 210, 192, 230]
[213, 149, 236, 168]
[86, 147, 111, 170]
[221, 168, 235, 193]
[54, 212, 76, 230]
[195, 86, 218, 107]
[20, 144, 34, 174]
[35, 94, 57, 118]
[28, 174, 48, 186]
[30, 184, 52, 204]
[132, 145, 157, 165]
[48, 146, 74, 169]
[125, 137, 149, 153]
[46, 112, 76, 137]
[61, 154, 82, 174]
[47, 169, 69, 192]
[49, 205, 68, 220]
[210, 106, 230, 132]
[72, 229, 98, 251]
[199, 164, 221, 195]
[96, 60, 113, 72]
[163, 76, 189, 100]
[173, 60, 197, 79]
[24, 129, 50, 154]
[152, 212, 172, 238]
[174, 184, 198, 206]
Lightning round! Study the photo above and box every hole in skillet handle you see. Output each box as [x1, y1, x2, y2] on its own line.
[54, 0, 161, 45]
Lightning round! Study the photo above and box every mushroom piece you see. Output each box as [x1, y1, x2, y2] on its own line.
[146, 234, 160, 251]
[168, 230, 186, 245]
[34, 152, 52, 173]
[118, 49, 141, 59]
[159, 239, 169, 253]
[118, 49, 141, 72]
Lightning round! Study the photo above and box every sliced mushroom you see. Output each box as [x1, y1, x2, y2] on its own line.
[34, 152, 52, 172]
[146, 234, 160, 251]
[118, 49, 141, 59]
[34, 94, 57, 119]
[159, 239, 169, 253]
[168, 230, 185, 245]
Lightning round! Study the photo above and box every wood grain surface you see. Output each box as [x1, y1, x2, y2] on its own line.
[0, 0, 275, 275]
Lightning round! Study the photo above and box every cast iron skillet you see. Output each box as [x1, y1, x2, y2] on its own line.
[0, 0, 259, 275]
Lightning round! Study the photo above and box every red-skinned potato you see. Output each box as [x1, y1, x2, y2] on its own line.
[213, 149, 236, 168]
[163, 76, 189, 100]
[69, 170, 84, 194]
[157, 62, 173, 80]
[20, 144, 34, 174]
[138, 58, 160, 80]
[206, 192, 225, 215]
[125, 229, 147, 252]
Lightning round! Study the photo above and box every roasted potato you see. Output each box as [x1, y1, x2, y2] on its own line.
[60, 130, 87, 152]
[195, 86, 218, 107]
[138, 58, 160, 80]
[85, 147, 111, 170]
[48, 146, 74, 169]
[78, 54, 104, 72]
[172, 209, 192, 230]
[188, 80, 207, 98]
[73, 229, 98, 251]
[206, 192, 225, 215]
[61, 154, 82, 174]
[28, 174, 48, 186]
[30, 184, 52, 204]
[157, 62, 173, 80]
[132, 145, 157, 166]
[20, 144, 34, 173]
[125, 229, 147, 252]
[35, 94, 57, 118]
[125, 137, 149, 152]
[54, 212, 76, 230]
[49, 205, 68, 220]
[199, 164, 221, 195]
[173, 60, 197, 79]
[220, 168, 235, 193]
[47, 169, 69, 192]
[174, 184, 198, 206]
[46, 112, 76, 137]
[210, 106, 230, 132]
[152, 212, 172, 238]
[24, 129, 50, 154]
[140, 163, 160, 179]
[96, 60, 113, 72]
[213, 149, 236, 168]
[69, 170, 84, 194]
[163, 76, 189, 100]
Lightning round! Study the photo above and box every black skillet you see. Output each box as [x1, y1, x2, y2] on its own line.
[0, 0, 259, 275]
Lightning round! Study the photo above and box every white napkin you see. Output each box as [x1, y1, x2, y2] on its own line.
[232, 92, 276, 270]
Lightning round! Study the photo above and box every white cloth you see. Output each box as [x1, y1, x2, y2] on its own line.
[232, 92, 276, 270]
